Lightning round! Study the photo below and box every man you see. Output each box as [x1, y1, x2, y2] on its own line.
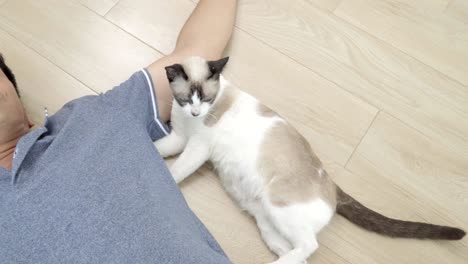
[0, 0, 237, 263]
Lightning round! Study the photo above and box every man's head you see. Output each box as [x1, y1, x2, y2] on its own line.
[0, 54, 31, 145]
[0, 54, 19, 97]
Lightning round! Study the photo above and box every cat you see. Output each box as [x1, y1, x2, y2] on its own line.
[154, 56, 465, 264]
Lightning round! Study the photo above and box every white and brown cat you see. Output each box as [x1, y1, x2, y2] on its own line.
[154, 56, 465, 264]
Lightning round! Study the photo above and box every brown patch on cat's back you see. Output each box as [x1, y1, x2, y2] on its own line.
[204, 85, 240, 127]
[258, 121, 337, 208]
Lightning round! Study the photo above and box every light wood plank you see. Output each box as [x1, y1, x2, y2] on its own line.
[346, 112, 468, 260]
[0, 0, 161, 93]
[335, 0, 468, 85]
[322, 162, 468, 264]
[389, 0, 451, 12]
[101, 0, 379, 166]
[106, 0, 193, 54]
[446, 0, 468, 23]
[235, 0, 468, 167]
[347, 112, 468, 228]
[79, 0, 119, 16]
[307, 0, 342, 12]
[0, 28, 95, 124]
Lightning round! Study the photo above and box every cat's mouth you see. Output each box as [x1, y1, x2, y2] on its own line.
[182, 107, 209, 119]
[189, 111, 208, 118]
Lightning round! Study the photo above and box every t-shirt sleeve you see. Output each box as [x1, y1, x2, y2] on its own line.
[100, 69, 170, 141]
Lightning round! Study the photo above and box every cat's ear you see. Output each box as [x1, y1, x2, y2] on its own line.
[165, 64, 188, 82]
[208, 57, 229, 79]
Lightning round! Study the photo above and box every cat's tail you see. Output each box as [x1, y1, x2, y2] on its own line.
[335, 186, 465, 240]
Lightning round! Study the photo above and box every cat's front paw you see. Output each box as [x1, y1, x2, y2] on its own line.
[169, 166, 185, 184]
[154, 140, 172, 158]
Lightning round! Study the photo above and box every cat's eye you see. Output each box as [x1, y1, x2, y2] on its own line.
[179, 98, 192, 104]
[202, 98, 213, 103]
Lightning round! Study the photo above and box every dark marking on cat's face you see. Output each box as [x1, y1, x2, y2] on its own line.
[207, 57, 229, 80]
[165, 56, 229, 117]
[165, 64, 187, 82]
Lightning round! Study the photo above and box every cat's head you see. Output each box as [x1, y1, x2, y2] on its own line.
[165, 56, 229, 118]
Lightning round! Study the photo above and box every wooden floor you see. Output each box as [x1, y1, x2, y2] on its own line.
[1, 0, 467, 263]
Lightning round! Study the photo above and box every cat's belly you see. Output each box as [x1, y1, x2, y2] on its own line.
[214, 157, 264, 211]
[209, 115, 279, 210]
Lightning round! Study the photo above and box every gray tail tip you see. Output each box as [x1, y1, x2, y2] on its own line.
[444, 228, 466, 240]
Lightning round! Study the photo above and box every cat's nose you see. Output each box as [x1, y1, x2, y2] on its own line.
[191, 109, 200, 116]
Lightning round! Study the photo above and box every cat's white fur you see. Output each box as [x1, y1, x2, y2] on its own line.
[155, 72, 333, 264]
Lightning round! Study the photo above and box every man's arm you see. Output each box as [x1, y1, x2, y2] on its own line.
[147, 0, 238, 122]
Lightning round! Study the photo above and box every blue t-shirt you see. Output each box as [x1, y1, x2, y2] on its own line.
[0, 70, 231, 264]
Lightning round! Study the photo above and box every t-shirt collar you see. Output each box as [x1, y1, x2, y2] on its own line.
[0, 111, 50, 184]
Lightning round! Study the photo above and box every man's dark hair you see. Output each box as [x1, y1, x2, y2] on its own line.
[0, 53, 19, 97]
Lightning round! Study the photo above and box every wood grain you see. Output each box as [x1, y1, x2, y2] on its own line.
[344, 112, 468, 263]
[388, 0, 451, 12]
[325, 161, 467, 264]
[335, 0, 468, 85]
[0, 0, 161, 93]
[347, 112, 468, 230]
[0, 28, 95, 124]
[446, 0, 468, 22]
[307, 0, 342, 12]
[79, 0, 119, 16]
[235, 0, 468, 169]
[106, 0, 194, 54]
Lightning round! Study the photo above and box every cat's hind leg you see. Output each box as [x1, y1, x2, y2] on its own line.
[268, 236, 318, 264]
[252, 208, 292, 257]
[265, 198, 334, 264]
